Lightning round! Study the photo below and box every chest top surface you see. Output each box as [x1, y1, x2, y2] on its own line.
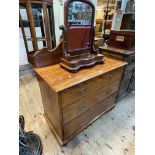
[34, 57, 127, 92]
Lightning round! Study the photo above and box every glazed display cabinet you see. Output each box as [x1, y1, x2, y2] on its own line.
[19, 0, 56, 65]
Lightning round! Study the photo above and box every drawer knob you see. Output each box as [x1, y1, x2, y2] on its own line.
[106, 89, 111, 95]
[78, 105, 86, 112]
[79, 118, 86, 126]
[78, 87, 87, 94]
[108, 74, 114, 81]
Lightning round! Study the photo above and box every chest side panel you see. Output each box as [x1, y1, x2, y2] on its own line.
[37, 75, 63, 139]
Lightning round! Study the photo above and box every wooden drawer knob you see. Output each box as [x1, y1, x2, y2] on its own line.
[77, 105, 86, 112]
[106, 88, 111, 95]
[79, 118, 87, 126]
[78, 87, 87, 94]
[108, 73, 114, 81]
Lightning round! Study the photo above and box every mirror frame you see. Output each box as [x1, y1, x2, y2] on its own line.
[64, 0, 95, 53]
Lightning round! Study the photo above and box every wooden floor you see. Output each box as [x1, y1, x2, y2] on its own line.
[19, 74, 135, 155]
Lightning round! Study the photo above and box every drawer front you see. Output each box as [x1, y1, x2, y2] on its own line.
[63, 81, 120, 125]
[61, 67, 123, 108]
[64, 93, 117, 139]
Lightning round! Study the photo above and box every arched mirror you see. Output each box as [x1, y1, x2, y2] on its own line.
[64, 0, 95, 52]
[32, 0, 104, 72]
[58, 0, 104, 72]
[68, 1, 93, 26]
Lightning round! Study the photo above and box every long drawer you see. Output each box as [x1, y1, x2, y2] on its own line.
[63, 80, 120, 125]
[63, 93, 116, 139]
[61, 67, 123, 108]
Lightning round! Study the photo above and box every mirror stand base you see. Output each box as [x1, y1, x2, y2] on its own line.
[60, 54, 104, 73]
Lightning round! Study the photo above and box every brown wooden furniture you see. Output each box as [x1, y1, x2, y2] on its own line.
[34, 57, 127, 145]
[59, 0, 104, 72]
[99, 30, 135, 101]
[19, 0, 56, 66]
[30, 0, 103, 71]
[108, 30, 135, 50]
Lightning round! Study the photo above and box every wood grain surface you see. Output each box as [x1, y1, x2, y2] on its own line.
[62, 81, 120, 125]
[34, 57, 127, 92]
[19, 75, 135, 155]
[61, 67, 122, 108]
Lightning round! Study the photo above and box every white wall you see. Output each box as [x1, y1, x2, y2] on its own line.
[53, 0, 64, 44]
[19, 0, 97, 66]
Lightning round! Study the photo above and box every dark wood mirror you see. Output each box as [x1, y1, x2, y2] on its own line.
[60, 0, 104, 72]
[66, 1, 93, 51]
[33, 0, 104, 72]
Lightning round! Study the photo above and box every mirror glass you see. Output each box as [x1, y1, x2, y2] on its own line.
[68, 1, 93, 25]
[67, 1, 93, 51]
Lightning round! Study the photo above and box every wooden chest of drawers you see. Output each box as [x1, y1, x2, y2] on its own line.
[34, 57, 126, 145]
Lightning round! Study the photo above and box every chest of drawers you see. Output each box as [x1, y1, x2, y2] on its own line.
[34, 57, 126, 145]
